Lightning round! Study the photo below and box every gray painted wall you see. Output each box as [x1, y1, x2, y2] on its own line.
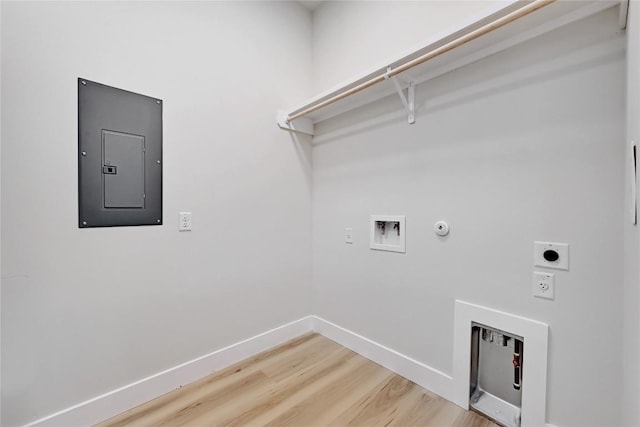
[311, 5, 625, 426]
[0, 2, 313, 425]
[623, 1, 640, 425]
[1, 2, 635, 426]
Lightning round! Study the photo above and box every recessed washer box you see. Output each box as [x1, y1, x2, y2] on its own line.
[78, 78, 162, 228]
[370, 215, 406, 253]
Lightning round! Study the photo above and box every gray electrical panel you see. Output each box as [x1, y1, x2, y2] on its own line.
[78, 78, 162, 227]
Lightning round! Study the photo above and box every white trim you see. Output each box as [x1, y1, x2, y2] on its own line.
[452, 300, 549, 427]
[24, 316, 313, 427]
[23, 312, 551, 427]
[311, 316, 454, 402]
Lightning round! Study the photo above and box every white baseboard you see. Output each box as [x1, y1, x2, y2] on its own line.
[24, 316, 313, 427]
[23, 315, 454, 427]
[311, 316, 454, 402]
[312, 316, 562, 426]
[23, 314, 555, 427]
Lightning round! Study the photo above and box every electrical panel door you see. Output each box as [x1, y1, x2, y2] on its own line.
[102, 130, 145, 209]
[78, 78, 162, 227]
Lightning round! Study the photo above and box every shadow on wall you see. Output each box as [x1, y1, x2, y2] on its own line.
[313, 11, 624, 148]
[289, 132, 313, 192]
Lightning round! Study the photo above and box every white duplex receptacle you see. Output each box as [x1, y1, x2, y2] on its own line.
[179, 212, 192, 231]
[533, 271, 554, 300]
[370, 215, 405, 253]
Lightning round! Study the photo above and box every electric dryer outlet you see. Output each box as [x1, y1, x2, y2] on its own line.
[533, 272, 554, 300]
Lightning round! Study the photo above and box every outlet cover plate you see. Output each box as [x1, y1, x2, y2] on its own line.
[179, 212, 192, 231]
[534, 241, 569, 270]
[533, 271, 554, 300]
[345, 227, 353, 244]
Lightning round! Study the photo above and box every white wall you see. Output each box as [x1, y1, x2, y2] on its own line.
[2, 2, 634, 426]
[0, 2, 312, 426]
[312, 1, 498, 92]
[623, 1, 640, 425]
[311, 4, 625, 427]
[0, 2, 3, 423]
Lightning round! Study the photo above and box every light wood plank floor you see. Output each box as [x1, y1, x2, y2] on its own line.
[97, 333, 496, 427]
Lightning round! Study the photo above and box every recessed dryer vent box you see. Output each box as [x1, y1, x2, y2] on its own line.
[370, 215, 405, 253]
[78, 78, 162, 228]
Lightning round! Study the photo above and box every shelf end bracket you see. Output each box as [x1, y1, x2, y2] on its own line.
[277, 110, 315, 136]
[384, 68, 416, 125]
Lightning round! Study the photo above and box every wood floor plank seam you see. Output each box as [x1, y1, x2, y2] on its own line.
[216, 348, 359, 427]
[97, 334, 325, 427]
[96, 334, 496, 427]
[261, 355, 390, 427]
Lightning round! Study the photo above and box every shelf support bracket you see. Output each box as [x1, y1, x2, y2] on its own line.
[384, 68, 415, 124]
[408, 81, 415, 124]
[276, 110, 314, 136]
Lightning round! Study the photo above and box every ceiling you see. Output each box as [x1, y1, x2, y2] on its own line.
[297, 1, 325, 12]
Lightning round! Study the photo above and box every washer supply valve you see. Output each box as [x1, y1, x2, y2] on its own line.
[513, 339, 522, 390]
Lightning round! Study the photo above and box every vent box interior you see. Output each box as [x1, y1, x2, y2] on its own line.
[78, 78, 162, 227]
[470, 323, 523, 427]
[370, 215, 406, 253]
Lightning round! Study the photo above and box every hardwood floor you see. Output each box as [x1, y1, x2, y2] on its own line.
[97, 333, 496, 427]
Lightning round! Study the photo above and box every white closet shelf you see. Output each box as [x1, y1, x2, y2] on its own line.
[277, 0, 625, 136]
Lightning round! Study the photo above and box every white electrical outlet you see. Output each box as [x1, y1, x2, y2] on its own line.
[179, 212, 192, 231]
[345, 227, 353, 244]
[533, 271, 554, 300]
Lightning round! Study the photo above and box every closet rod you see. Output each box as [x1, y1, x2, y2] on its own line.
[286, 0, 555, 123]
